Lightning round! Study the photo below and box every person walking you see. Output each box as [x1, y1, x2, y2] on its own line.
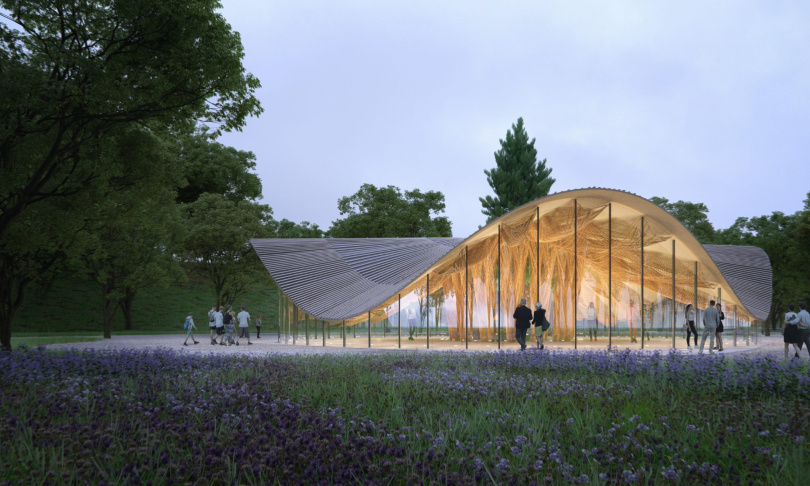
[796, 302, 810, 359]
[223, 305, 236, 346]
[208, 305, 217, 344]
[782, 304, 803, 359]
[586, 302, 598, 341]
[236, 306, 253, 346]
[214, 306, 225, 345]
[407, 308, 417, 341]
[699, 300, 720, 354]
[532, 302, 548, 350]
[256, 314, 262, 339]
[183, 312, 199, 346]
[513, 298, 532, 351]
[714, 303, 725, 352]
[683, 304, 698, 351]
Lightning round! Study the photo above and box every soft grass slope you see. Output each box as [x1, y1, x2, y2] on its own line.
[13, 276, 279, 334]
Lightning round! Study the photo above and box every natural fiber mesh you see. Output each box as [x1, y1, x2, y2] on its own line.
[321, 197, 753, 339]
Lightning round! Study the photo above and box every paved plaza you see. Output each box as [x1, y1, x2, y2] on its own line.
[45, 333, 799, 361]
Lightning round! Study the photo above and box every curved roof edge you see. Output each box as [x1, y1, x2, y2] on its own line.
[252, 188, 772, 322]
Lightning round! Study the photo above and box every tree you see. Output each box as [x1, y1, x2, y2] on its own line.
[480, 118, 555, 223]
[0, 0, 261, 240]
[175, 131, 262, 204]
[327, 184, 452, 238]
[181, 194, 273, 307]
[270, 219, 324, 238]
[717, 211, 810, 331]
[649, 197, 716, 243]
[0, 0, 261, 349]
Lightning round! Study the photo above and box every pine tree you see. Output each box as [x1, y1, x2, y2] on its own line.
[479, 118, 555, 223]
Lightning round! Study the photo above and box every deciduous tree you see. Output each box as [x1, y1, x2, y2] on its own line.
[328, 184, 452, 238]
[649, 197, 716, 243]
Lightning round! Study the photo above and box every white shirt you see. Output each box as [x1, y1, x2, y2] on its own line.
[214, 311, 224, 327]
[237, 311, 250, 327]
[586, 308, 597, 320]
[797, 310, 810, 329]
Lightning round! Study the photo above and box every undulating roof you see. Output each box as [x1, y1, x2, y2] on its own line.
[252, 189, 773, 322]
[252, 238, 462, 321]
[703, 244, 772, 320]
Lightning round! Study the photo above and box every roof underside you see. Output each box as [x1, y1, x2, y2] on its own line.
[252, 189, 772, 322]
[252, 238, 463, 321]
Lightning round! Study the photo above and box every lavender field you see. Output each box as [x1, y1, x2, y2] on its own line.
[1, 346, 808, 485]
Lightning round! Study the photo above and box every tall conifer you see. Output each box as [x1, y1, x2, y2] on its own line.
[480, 118, 555, 223]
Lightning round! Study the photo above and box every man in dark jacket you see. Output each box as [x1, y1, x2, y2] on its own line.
[513, 298, 532, 351]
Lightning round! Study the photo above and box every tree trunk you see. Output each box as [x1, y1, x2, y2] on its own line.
[121, 290, 135, 330]
[0, 268, 30, 352]
[101, 281, 119, 339]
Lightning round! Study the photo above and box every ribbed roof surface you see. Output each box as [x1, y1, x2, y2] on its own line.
[252, 238, 463, 320]
[703, 244, 772, 321]
[252, 189, 773, 323]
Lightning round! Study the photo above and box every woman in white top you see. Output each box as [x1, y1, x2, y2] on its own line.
[585, 302, 598, 341]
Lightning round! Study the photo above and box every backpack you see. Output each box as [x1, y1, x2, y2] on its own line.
[223, 312, 232, 325]
[183, 317, 190, 330]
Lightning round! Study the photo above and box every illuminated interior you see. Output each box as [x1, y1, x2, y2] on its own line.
[262, 189, 769, 351]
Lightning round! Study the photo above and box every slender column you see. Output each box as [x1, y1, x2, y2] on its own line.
[306, 315, 309, 346]
[536, 206, 540, 346]
[368, 311, 372, 348]
[314, 315, 318, 339]
[640, 216, 645, 350]
[465, 246, 469, 350]
[293, 306, 298, 345]
[734, 304, 738, 347]
[573, 199, 577, 350]
[426, 274, 431, 349]
[495, 225, 501, 349]
[322, 320, 325, 347]
[342, 320, 346, 347]
[277, 288, 281, 344]
[671, 239, 676, 349]
[608, 203, 612, 350]
[398, 294, 402, 349]
[694, 261, 698, 332]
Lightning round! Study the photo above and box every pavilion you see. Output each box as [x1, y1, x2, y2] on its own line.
[251, 188, 772, 351]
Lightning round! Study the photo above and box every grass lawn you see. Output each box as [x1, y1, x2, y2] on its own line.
[1, 347, 808, 484]
[9, 335, 104, 349]
[12, 275, 280, 335]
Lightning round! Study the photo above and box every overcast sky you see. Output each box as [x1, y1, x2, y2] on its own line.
[217, 0, 810, 238]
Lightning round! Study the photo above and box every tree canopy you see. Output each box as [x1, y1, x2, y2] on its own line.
[480, 118, 555, 223]
[649, 196, 716, 243]
[0, 0, 262, 241]
[328, 184, 452, 238]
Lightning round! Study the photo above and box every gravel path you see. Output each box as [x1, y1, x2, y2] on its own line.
[44, 333, 805, 360]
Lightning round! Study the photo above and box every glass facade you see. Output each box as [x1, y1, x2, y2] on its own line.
[272, 195, 762, 351]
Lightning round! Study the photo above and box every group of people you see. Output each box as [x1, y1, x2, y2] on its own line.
[182, 305, 263, 347]
[782, 302, 810, 359]
[683, 301, 726, 352]
[513, 299, 550, 350]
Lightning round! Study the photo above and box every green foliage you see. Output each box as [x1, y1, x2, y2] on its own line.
[180, 194, 274, 307]
[328, 184, 452, 237]
[175, 131, 262, 204]
[716, 209, 810, 328]
[649, 196, 717, 243]
[13, 275, 279, 334]
[269, 219, 324, 238]
[480, 118, 555, 223]
[0, 0, 262, 349]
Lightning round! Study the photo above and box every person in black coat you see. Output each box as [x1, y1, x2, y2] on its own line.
[532, 302, 547, 350]
[513, 298, 532, 351]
